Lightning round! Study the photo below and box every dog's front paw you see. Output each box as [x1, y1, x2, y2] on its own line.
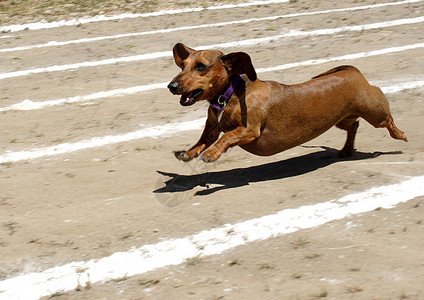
[200, 149, 220, 163]
[174, 151, 192, 162]
[200, 154, 214, 163]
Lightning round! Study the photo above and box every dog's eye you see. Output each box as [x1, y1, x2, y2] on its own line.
[195, 63, 207, 71]
[181, 62, 185, 69]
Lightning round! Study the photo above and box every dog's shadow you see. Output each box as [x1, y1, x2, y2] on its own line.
[154, 147, 402, 196]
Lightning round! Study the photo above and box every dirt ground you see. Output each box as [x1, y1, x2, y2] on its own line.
[1, 0, 424, 299]
[0, 0, 243, 26]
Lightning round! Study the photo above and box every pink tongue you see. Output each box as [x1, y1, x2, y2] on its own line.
[186, 91, 195, 102]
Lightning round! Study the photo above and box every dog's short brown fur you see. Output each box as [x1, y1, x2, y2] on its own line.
[168, 43, 407, 163]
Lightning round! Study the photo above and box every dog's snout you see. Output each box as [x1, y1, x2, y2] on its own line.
[168, 81, 180, 94]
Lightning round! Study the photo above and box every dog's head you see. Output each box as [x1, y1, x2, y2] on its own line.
[168, 43, 257, 106]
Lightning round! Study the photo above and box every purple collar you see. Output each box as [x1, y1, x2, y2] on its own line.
[208, 75, 242, 111]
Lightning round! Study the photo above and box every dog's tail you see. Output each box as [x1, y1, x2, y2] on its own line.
[312, 65, 359, 79]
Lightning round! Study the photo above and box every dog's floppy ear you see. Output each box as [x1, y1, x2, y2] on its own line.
[172, 43, 195, 68]
[220, 52, 257, 82]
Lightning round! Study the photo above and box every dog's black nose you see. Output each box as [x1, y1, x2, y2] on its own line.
[167, 81, 180, 94]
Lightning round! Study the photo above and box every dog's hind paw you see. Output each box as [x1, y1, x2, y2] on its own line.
[338, 147, 355, 158]
[174, 151, 191, 162]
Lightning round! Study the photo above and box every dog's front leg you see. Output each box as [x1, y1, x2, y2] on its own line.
[174, 118, 221, 162]
[201, 126, 260, 163]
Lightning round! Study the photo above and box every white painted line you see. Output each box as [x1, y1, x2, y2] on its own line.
[0, 118, 206, 164]
[0, 0, 290, 33]
[0, 82, 168, 112]
[0, 80, 421, 164]
[0, 50, 171, 80]
[1, 175, 423, 300]
[1, 41, 423, 112]
[256, 43, 424, 74]
[1, 16, 423, 80]
[1, 0, 420, 54]
[379, 80, 424, 94]
[380, 80, 424, 94]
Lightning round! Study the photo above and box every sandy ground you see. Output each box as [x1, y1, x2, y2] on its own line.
[0, 0, 243, 26]
[1, 0, 424, 299]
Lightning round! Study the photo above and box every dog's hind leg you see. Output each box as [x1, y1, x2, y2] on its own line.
[374, 115, 408, 141]
[336, 116, 360, 158]
[360, 86, 408, 142]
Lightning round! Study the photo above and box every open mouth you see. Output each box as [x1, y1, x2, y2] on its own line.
[180, 89, 203, 106]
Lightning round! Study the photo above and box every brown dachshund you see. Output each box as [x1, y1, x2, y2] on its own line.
[167, 43, 407, 163]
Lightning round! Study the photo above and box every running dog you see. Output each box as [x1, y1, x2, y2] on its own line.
[167, 43, 407, 162]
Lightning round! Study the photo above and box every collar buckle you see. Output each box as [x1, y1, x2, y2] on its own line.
[208, 74, 242, 112]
